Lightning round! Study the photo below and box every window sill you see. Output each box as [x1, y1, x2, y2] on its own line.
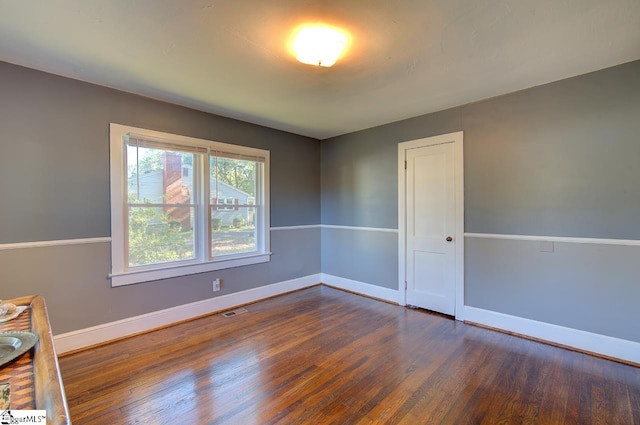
[109, 253, 272, 287]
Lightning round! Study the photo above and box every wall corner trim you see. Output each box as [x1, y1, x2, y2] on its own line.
[270, 225, 321, 231]
[464, 306, 640, 365]
[321, 273, 400, 304]
[321, 225, 398, 233]
[464, 232, 640, 246]
[54, 274, 321, 354]
[0, 237, 111, 251]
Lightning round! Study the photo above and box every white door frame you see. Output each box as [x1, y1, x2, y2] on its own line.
[398, 131, 465, 321]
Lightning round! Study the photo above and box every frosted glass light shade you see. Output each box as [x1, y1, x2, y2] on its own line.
[292, 25, 348, 67]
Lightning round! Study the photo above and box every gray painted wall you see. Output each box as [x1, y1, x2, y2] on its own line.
[0, 61, 320, 243]
[463, 61, 640, 239]
[321, 59, 640, 342]
[321, 228, 397, 289]
[0, 229, 320, 334]
[321, 108, 462, 229]
[465, 237, 640, 343]
[0, 61, 321, 333]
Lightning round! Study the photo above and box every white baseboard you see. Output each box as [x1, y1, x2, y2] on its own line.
[56, 274, 638, 365]
[54, 274, 321, 354]
[321, 273, 399, 304]
[464, 306, 640, 365]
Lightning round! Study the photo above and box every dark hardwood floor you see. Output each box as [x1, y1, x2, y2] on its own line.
[59, 285, 640, 424]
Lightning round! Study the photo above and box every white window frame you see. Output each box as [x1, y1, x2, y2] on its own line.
[109, 123, 271, 286]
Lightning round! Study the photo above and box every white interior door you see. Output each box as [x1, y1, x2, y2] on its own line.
[405, 141, 456, 315]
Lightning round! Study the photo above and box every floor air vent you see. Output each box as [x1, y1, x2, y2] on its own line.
[221, 307, 248, 318]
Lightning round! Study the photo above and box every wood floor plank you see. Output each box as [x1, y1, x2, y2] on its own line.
[59, 286, 640, 424]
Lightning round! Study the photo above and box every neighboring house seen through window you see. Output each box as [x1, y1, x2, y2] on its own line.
[109, 123, 270, 286]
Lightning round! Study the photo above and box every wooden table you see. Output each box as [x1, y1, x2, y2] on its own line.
[0, 295, 71, 424]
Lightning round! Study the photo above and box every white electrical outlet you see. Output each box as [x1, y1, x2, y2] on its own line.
[213, 278, 221, 292]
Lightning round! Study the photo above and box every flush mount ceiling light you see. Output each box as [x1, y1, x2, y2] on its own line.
[292, 24, 349, 67]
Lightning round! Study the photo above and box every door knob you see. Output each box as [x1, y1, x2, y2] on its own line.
[446, 236, 453, 242]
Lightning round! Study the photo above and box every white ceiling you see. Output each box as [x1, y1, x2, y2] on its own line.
[1, 1, 639, 140]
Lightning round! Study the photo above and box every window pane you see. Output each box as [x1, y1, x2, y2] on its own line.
[211, 206, 257, 256]
[128, 146, 195, 204]
[128, 206, 195, 267]
[210, 156, 257, 201]
[209, 156, 258, 257]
